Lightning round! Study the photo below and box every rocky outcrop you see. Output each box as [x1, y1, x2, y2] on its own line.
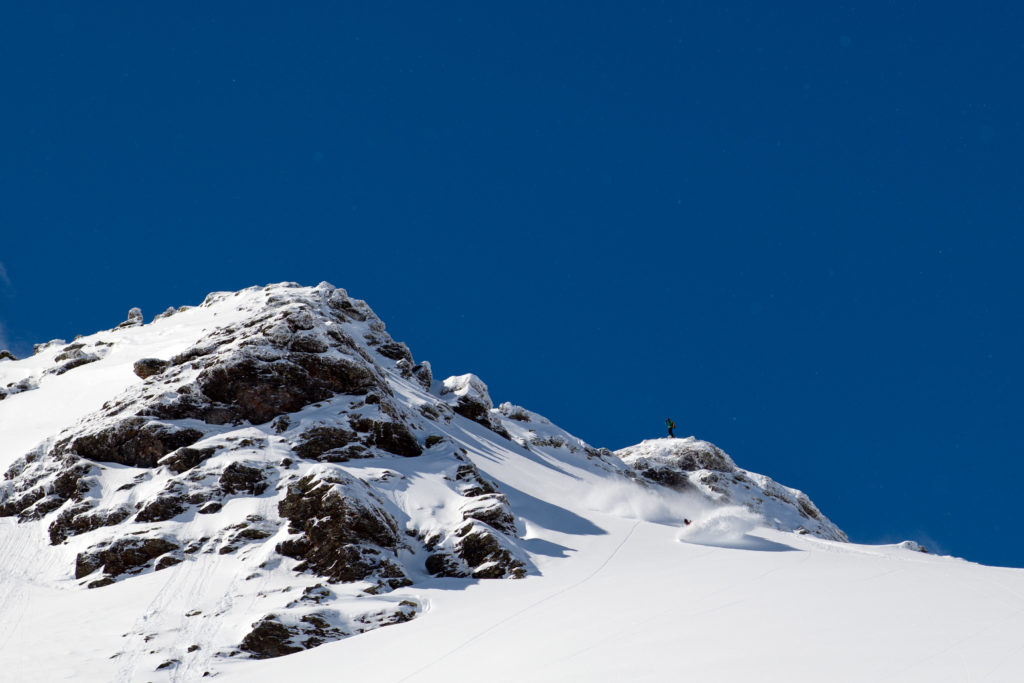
[220, 462, 269, 496]
[425, 521, 527, 580]
[276, 470, 410, 588]
[133, 357, 170, 379]
[160, 446, 216, 474]
[0, 281, 555, 667]
[349, 418, 422, 458]
[67, 419, 204, 468]
[440, 374, 511, 439]
[49, 504, 132, 545]
[240, 617, 304, 658]
[75, 536, 179, 581]
[195, 354, 379, 425]
[293, 426, 359, 461]
[615, 438, 846, 541]
[115, 307, 144, 329]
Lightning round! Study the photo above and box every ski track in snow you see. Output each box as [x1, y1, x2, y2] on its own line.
[0, 524, 32, 656]
[397, 520, 643, 683]
[171, 440, 279, 681]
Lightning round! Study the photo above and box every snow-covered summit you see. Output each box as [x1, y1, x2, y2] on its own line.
[0, 280, 902, 680]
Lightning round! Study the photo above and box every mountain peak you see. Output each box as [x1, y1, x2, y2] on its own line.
[0, 281, 847, 675]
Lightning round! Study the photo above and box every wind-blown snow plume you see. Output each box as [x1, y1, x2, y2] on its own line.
[677, 506, 762, 544]
[582, 478, 705, 526]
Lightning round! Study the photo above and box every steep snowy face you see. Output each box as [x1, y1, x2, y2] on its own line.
[0, 281, 847, 676]
[615, 438, 846, 542]
[0, 283, 536, 665]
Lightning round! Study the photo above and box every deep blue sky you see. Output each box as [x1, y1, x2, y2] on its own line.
[1, 4, 1021, 566]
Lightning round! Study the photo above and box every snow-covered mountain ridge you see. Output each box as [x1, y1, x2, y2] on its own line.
[1, 282, 1018, 682]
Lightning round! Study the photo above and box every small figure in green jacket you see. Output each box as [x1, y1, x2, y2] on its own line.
[665, 417, 675, 438]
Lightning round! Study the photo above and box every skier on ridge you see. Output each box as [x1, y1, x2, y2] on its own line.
[665, 417, 676, 438]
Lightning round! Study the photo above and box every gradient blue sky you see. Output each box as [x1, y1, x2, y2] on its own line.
[1, 3, 1021, 566]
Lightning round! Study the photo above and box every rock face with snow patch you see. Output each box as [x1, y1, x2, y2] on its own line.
[616, 438, 846, 541]
[0, 283, 536, 664]
[0, 281, 848, 676]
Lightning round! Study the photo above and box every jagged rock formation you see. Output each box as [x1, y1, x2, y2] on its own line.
[0, 283, 536, 664]
[0, 281, 846, 674]
[616, 438, 846, 541]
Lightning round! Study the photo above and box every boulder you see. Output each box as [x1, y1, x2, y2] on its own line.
[240, 617, 303, 659]
[133, 358, 170, 379]
[115, 307, 144, 329]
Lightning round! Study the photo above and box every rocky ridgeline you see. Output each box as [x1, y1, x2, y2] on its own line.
[0, 282, 846, 670]
[0, 283, 533, 661]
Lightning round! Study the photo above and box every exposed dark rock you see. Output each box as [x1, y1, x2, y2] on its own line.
[350, 419, 422, 458]
[52, 460, 97, 501]
[451, 397, 489, 423]
[287, 334, 328, 353]
[197, 355, 379, 425]
[0, 350, 16, 361]
[49, 504, 132, 545]
[272, 416, 290, 434]
[637, 466, 692, 491]
[160, 447, 216, 474]
[376, 342, 412, 363]
[153, 306, 178, 322]
[136, 490, 188, 523]
[53, 343, 86, 362]
[461, 494, 517, 535]
[220, 463, 269, 496]
[411, 362, 432, 391]
[70, 419, 204, 468]
[86, 577, 116, 589]
[453, 463, 496, 497]
[456, 526, 527, 580]
[198, 502, 222, 515]
[294, 427, 358, 461]
[276, 473, 407, 585]
[115, 307, 144, 329]
[133, 358, 170, 379]
[425, 553, 463, 577]
[240, 617, 303, 659]
[75, 537, 179, 578]
[49, 344, 102, 375]
[1, 457, 97, 521]
[1, 377, 38, 399]
[155, 555, 183, 571]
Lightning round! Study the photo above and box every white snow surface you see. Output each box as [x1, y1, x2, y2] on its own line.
[0, 282, 1021, 682]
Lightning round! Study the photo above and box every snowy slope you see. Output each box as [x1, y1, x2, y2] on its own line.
[1, 282, 1021, 682]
